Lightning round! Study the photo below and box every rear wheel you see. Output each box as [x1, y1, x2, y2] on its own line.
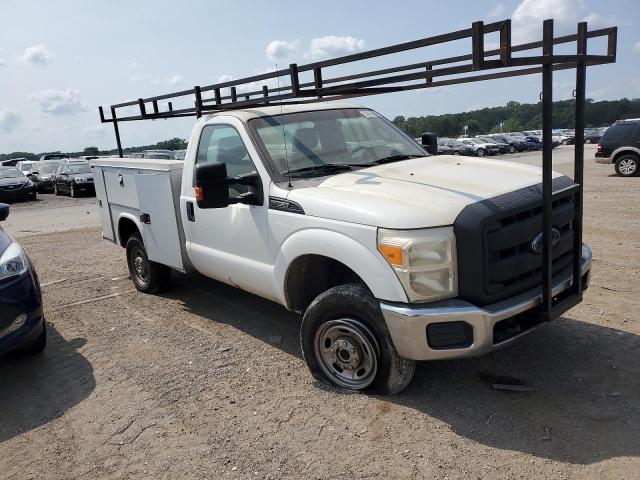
[476, 148, 486, 157]
[126, 233, 172, 294]
[301, 284, 415, 395]
[508, 145, 516, 154]
[614, 154, 639, 177]
[585, 138, 592, 144]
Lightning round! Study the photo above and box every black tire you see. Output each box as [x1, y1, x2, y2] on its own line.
[125, 233, 172, 294]
[453, 151, 460, 155]
[30, 193, 37, 201]
[22, 321, 47, 355]
[561, 139, 568, 145]
[508, 145, 516, 154]
[614, 154, 640, 177]
[584, 138, 592, 144]
[301, 283, 416, 396]
[476, 148, 486, 157]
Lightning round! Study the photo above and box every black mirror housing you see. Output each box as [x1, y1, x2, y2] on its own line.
[195, 162, 230, 209]
[0, 203, 9, 221]
[421, 132, 438, 155]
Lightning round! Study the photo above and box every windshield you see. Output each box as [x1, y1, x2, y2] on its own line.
[466, 138, 483, 144]
[249, 108, 427, 179]
[39, 163, 59, 174]
[68, 164, 91, 174]
[19, 163, 35, 171]
[0, 168, 25, 179]
[45, 154, 69, 160]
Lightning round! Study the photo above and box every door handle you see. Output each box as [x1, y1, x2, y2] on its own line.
[186, 201, 195, 221]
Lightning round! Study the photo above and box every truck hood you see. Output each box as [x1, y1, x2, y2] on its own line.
[286, 156, 562, 229]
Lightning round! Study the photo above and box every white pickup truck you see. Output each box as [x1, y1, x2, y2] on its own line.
[92, 102, 591, 394]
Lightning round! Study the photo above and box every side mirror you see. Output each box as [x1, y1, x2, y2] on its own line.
[195, 162, 231, 209]
[0, 203, 9, 221]
[421, 132, 438, 155]
[195, 162, 264, 209]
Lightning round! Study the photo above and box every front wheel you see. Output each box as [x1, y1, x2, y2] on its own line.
[301, 284, 416, 395]
[615, 154, 639, 177]
[476, 148, 485, 157]
[585, 138, 592, 144]
[508, 145, 516, 154]
[126, 233, 172, 294]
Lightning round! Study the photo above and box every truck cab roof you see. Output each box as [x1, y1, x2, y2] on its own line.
[200, 102, 362, 123]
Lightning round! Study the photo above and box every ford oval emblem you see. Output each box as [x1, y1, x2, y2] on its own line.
[530, 227, 561, 255]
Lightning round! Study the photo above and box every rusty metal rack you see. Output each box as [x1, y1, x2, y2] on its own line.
[99, 18, 617, 322]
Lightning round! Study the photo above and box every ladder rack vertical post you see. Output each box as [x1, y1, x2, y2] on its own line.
[314, 67, 323, 97]
[425, 65, 432, 84]
[214, 88, 222, 106]
[499, 20, 512, 66]
[572, 21, 587, 299]
[541, 19, 554, 316]
[262, 85, 269, 99]
[290, 63, 301, 96]
[472, 21, 485, 70]
[110, 106, 123, 158]
[152, 100, 159, 114]
[194, 86, 203, 118]
[230, 87, 237, 103]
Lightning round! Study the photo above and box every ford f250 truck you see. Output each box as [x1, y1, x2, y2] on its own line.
[93, 19, 616, 394]
[92, 102, 592, 394]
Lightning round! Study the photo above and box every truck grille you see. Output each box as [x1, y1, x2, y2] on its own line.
[454, 176, 577, 306]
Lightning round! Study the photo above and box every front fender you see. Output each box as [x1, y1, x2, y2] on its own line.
[272, 228, 408, 307]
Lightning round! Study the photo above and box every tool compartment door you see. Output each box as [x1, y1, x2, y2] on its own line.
[135, 173, 184, 270]
[93, 167, 115, 242]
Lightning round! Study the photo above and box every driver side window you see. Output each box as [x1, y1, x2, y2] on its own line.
[196, 124, 257, 196]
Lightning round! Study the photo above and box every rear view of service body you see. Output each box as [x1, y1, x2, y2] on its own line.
[92, 18, 617, 394]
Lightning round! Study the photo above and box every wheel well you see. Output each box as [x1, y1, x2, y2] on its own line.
[613, 150, 640, 163]
[117, 217, 140, 247]
[285, 255, 367, 313]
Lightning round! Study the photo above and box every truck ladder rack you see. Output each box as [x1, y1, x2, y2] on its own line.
[98, 18, 617, 321]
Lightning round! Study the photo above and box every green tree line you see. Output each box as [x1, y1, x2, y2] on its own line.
[392, 98, 640, 138]
[0, 137, 187, 162]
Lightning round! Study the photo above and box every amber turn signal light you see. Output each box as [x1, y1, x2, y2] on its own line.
[195, 185, 203, 202]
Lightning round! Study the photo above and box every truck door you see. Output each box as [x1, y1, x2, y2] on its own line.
[135, 173, 184, 270]
[181, 119, 274, 300]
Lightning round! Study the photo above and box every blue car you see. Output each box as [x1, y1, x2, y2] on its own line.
[0, 203, 46, 356]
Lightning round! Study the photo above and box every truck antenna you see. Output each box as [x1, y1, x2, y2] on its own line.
[276, 64, 292, 188]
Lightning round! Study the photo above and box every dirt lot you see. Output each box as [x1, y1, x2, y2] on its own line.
[1, 146, 639, 479]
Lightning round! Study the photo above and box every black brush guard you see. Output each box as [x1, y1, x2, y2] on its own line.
[98, 19, 617, 321]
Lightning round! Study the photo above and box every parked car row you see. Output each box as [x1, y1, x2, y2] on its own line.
[0, 158, 95, 202]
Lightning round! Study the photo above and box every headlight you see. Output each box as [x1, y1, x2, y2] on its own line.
[378, 227, 457, 303]
[0, 243, 29, 281]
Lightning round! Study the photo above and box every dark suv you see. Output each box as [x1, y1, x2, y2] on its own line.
[595, 119, 640, 177]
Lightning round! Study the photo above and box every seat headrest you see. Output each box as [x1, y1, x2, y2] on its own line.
[292, 127, 320, 150]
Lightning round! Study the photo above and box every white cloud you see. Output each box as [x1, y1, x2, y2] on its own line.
[28, 88, 88, 115]
[0, 108, 22, 134]
[168, 74, 183, 86]
[488, 4, 506, 19]
[511, 0, 611, 43]
[265, 40, 301, 61]
[306, 36, 365, 59]
[634, 41, 640, 53]
[18, 44, 53, 66]
[0, 59, 6, 67]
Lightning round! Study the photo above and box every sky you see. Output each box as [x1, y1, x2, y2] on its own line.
[0, 0, 639, 154]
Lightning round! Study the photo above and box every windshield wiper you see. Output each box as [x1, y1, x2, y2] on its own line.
[287, 164, 354, 178]
[350, 154, 424, 167]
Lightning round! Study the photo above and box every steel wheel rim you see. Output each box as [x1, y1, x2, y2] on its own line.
[131, 247, 149, 285]
[477, 149, 484, 157]
[314, 318, 379, 390]
[619, 159, 637, 175]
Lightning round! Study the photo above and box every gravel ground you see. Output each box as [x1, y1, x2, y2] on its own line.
[1, 146, 638, 479]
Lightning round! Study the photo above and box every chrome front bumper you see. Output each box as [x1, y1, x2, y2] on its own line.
[380, 244, 592, 361]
